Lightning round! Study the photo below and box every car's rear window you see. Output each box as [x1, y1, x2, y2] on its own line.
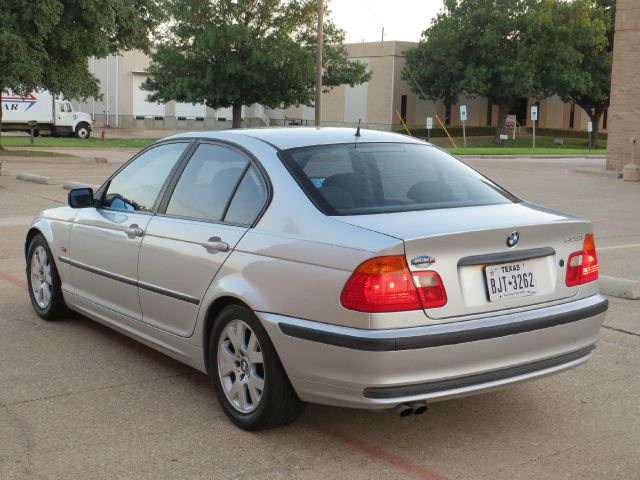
[280, 143, 519, 215]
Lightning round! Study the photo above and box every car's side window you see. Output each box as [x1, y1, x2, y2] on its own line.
[103, 142, 188, 212]
[165, 143, 248, 222]
[224, 165, 268, 225]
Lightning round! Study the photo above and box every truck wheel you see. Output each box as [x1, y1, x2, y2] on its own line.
[76, 125, 91, 139]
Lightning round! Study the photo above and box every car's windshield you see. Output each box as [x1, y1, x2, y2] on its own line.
[280, 143, 519, 215]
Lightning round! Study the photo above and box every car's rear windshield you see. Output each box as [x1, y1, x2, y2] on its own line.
[280, 143, 519, 215]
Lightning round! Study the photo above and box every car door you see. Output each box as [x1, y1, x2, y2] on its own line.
[137, 142, 269, 337]
[68, 142, 191, 320]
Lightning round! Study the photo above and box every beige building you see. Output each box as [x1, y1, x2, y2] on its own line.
[77, 41, 604, 134]
[77, 51, 269, 130]
[285, 41, 605, 133]
[606, 1, 640, 171]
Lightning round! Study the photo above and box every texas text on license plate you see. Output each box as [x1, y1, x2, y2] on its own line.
[485, 261, 537, 302]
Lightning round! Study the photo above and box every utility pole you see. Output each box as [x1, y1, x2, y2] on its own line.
[314, 0, 324, 127]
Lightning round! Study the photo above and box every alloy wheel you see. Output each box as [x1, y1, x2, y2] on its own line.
[217, 319, 265, 413]
[30, 245, 52, 309]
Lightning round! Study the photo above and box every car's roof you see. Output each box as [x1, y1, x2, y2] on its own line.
[165, 127, 426, 151]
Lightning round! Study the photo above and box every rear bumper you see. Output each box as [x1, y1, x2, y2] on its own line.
[257, 294, 607, 409]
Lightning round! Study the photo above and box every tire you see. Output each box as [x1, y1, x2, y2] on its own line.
[208, 304, 305, 430]
[75, 124, 91, 139]
[26, 235, 69, 320]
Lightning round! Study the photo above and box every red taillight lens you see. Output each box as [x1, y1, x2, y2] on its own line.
[340, 256, 447, 312]
[566, 233, 599, 287]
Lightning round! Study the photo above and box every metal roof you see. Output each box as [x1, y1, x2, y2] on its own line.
[166, 127, 425, 150]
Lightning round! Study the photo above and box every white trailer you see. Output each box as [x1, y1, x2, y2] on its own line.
[1, 91, 93, 138]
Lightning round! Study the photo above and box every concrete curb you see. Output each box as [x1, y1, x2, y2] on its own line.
[600, 275, 640, 300]
[62, 180, 100, 190]
[16, 172, 54, 185]
[0, 156, 108, 163]
[571, 168, 623, 179]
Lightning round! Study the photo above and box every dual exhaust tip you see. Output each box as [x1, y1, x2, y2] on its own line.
[393, 401, 428, 417]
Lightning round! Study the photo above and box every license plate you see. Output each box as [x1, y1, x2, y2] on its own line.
[485, 261, 537, 302]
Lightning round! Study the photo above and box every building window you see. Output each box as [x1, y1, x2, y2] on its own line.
[569, 103, 576, 129]
[487, 100, 493, 126]
[400, 95, 408, 123]
[445, 103, 451, 126]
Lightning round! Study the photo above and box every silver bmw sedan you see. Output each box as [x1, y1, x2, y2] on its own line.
[25, 128, 607, 430]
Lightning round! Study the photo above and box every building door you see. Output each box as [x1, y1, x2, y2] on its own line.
[510, 98, 529, 127]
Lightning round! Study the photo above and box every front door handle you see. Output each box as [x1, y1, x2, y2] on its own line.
[202, 236, 229, 252]
[125, 224, 144, 238]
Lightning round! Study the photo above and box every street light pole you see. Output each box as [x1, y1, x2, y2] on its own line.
[315, 0, 324, 127]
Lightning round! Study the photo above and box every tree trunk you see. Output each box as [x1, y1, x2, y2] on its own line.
[232, 103, 242, 129]
[493, 100, 514, 145]
[588, 109, 604, 150]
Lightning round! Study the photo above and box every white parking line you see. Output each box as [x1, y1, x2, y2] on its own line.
[599, 244, 640, 251]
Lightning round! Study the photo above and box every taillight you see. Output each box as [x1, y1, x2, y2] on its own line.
[340, 256, 447, 313]
[566, 233, 599, 287]
[413, 271, 448, 308]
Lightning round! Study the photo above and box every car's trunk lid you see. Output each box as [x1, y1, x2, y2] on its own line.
[335, 203, 591, 320]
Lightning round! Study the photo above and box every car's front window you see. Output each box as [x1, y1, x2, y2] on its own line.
[280, 143, 519, 215]
[103, 142, 188, 212]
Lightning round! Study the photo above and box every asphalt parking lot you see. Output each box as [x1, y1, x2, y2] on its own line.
[0, 150, 638, 479]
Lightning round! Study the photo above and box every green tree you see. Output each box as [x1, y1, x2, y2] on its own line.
[142, 0, 371, 129]
[403, 0, 556, 144]
[0, 0, 163, 147]
[535, 0, 614, 149]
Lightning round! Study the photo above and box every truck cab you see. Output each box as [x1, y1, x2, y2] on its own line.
[55, 100, 93, 139]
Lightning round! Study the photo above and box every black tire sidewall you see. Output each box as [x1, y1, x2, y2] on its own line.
[26, 235, 63, 320]
[76, 126, 90, 139]
[208, 304, 293, 430]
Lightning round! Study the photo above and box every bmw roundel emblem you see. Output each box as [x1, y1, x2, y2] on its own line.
[506, 231, 519, 248]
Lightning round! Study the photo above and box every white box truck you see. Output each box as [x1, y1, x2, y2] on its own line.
[1, 91, 93, 138]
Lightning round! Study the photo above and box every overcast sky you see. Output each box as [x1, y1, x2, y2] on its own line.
[328, 0, 444, 43]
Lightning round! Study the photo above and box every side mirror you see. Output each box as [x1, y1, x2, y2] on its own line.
[68, 188, 94, 208]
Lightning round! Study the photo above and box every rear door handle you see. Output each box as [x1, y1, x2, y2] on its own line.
[202, 237, 229, 252]
[125, 224, 144, 238]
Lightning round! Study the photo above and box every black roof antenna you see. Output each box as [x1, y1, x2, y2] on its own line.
[355, 119, 361, 137]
